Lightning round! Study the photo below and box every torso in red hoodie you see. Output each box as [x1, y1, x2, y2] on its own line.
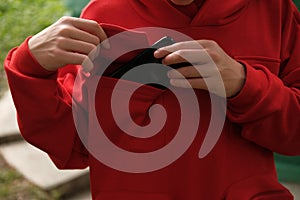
[4, 0, 300, 199]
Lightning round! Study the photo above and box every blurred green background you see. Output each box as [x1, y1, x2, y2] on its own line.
[0, 0, 67, 97]
[296, 0, 300, 9]
[0, 0, 66, 68]
[0, 1, 67, 199]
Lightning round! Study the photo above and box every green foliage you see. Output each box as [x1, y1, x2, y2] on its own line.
[0, 166, 57, 200]
[0, 0, 66, 44]
[62, 0, 89, 17]
[294, 0, 300, 10]
[275, 154, 300, 183]
[0, 0, 67, 76]
[0, 0, 67, 193]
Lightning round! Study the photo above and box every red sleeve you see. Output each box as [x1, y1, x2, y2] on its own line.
[4, 37, 88, 169]
[227, 1, 300, 155]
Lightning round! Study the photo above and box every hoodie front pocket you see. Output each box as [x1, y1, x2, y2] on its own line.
[88, 75, 168, 153]
[84, 75, 202, 173]
[233, 55, 281, 75]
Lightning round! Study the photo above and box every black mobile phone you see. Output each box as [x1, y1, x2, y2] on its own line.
[108, 36, 188, 89]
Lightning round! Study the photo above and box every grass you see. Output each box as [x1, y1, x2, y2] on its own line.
[0, 0, 67, 198]
[0, 0, 67, 96]
[0, 154, 60, 200]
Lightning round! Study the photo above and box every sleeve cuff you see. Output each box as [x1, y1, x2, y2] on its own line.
[10, 37, 57, 78]
[227, 60, 268, 115]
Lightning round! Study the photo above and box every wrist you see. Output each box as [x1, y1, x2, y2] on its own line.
[28, 36, 58, 72]
[8, 37, 57, 78]
[227, 62, 246, 98]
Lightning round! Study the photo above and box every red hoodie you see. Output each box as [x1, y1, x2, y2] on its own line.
[4, 0, 300, 199]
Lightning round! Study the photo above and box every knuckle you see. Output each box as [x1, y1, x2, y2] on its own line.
[87, 44, 97, 53]
[59, 16, 72, 23]
[86, 19, 100, 31]
[49, 48, 61, 57]
[48, 48, 61, 59]
[166, 53, 177, 61]
[210, 40, 218, 46]
[57, 26, 72, 36]
[201, 39, 217, 48]
[175, 42, 186, 50]
[54, 36, 66, 46]
[207, 40, 217, 46]
[206, 49, 219, 61]
[90, 36, 100, 45]
[89, 20, 99, 27]
[175, 49, 185, 58]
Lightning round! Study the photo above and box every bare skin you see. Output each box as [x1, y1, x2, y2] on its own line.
[27, 0, 195, 71]
[154, 40, 245, 97]
[28, 6, 245, 98]
[28, 16, 108, 72]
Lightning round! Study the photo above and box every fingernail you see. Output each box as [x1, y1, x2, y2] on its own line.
[101, 39, 110, 49]
[154, 50, 160, 58]
[82, 58, 94, 72]
[167, 70, 175, 78]
[169, 79, 176, 86]
[90, 46, 100, 60]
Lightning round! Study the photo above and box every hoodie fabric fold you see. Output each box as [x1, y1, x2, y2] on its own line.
[4, 0, 300, 199]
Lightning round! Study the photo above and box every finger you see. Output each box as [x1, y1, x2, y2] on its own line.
[53, 49, 86, 65]
[82, 57, 95, 72]
[170, 78, 208, 90]
[57, 50, 94, 71]
[69, 18, 110, 48]
[58, 38, 97, 55]
[168, 63, 219, 79]
[154, 40, 204, 58]
[162, 49, 211, 66]
[67, 27, 101, 46]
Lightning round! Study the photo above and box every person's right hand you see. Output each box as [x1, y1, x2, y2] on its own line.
[28, 16, 109, 72]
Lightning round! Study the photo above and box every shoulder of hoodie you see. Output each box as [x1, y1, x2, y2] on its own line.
[248, 0, 300, 24]
[280, 0, 300, 22]
[82, 0, 300, 25]
[289, 0, 300, 24]
[269, 0, 300, 23]
[80, 0, 132, 22]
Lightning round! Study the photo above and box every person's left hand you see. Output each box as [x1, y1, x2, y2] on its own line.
[154, 40, 246, 98]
